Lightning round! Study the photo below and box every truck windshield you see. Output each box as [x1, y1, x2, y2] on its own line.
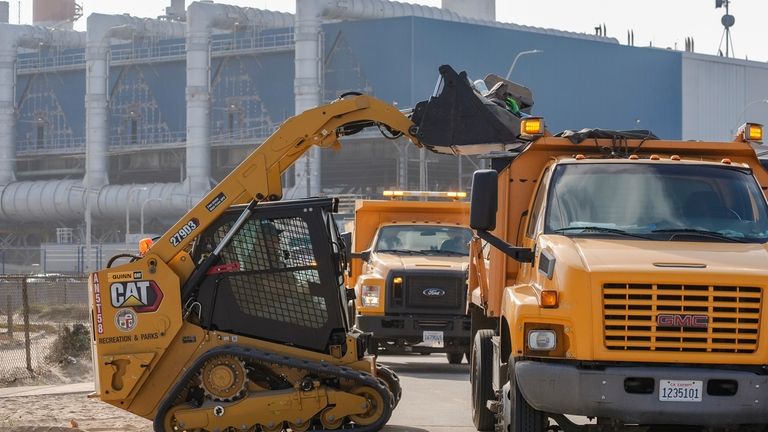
[544, 163, 768, 243]
[375, 225, 473, 255]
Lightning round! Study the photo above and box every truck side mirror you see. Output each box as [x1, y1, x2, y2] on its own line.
[340, 231, 352, 260]
[350, 249, 371, 262]
[470, 169, 498, 231]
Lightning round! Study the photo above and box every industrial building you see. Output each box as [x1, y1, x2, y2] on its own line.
[0, 0, 766, 272]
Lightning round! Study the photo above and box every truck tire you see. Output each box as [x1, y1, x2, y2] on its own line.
[471, 329, 495, 431]
[447, 352, 463, 364]
[507, 356, 547, 432]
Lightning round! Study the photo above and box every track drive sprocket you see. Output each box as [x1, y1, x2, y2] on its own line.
[199, 354, 247, 401]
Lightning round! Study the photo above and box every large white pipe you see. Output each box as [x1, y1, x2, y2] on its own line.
[85, 14, 185, 189]
[0, 24, 84, 185]
[0, 181, 198, 222]
[186, 2, 293, 192]
[293, 0, 615, 196]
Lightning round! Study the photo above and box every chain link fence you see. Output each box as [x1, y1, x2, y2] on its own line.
[0, 274, 91, 386]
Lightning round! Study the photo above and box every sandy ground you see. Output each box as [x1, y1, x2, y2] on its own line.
[0, 355, 474, 432]
[0, 393, 152, 431]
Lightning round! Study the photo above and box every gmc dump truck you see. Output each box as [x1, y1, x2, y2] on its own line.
[441, 71, 768, 429]
[87, 65, 530, 431]
[346, 193, 472, 363]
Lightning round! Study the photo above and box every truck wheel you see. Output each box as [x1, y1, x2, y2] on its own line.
[507, 356, 547, 432]
[471, 329, 495, 431]
[447, 352, 463, 364]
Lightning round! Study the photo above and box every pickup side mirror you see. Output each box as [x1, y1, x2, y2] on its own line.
[470, 169, 498, 231]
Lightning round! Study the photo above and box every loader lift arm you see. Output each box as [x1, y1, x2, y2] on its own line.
[146, 95, 418, 270]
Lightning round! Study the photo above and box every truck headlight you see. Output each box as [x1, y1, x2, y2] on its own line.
[527, 330, 556, 351]
[361, 285, 381, 307]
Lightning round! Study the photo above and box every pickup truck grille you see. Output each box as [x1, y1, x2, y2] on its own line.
[387, 271, 466, 314]
[603, 283, 761, 353]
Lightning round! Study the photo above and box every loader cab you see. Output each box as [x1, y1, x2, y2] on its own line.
[189, 197, 351, 353]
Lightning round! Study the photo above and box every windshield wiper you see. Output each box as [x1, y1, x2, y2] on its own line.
[651, 228, 748, 243]
[420, 249, 467, 256]
[376, 249, 427, 254]
[553, 226, 652, 240]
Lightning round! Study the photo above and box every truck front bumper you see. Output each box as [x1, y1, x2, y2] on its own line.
[516, 361, 768, 426]
[356, 314, 470, 353]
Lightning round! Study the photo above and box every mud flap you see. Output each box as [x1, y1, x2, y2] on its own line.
[410, 65, 528, 155]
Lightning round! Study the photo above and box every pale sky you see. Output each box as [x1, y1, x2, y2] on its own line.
[9, 0, 768, 61]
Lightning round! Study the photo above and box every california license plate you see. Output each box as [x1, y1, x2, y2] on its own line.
[422, 331, 444, 348]
[659, 380, 702, 402]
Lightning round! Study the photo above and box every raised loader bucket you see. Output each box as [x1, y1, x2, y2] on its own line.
[410, 65, 534, 155]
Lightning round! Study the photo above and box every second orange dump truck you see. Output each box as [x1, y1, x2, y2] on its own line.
[346, 193, 473, 363]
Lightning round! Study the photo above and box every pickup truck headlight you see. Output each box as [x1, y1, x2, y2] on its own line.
[527, 330, 556, 351]
[361, 285, 381, 307]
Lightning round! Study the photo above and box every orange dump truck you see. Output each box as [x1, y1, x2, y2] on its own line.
[346, 193, 473, 363]
[466, 121, 768, 431]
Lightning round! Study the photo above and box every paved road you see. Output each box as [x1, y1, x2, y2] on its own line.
[379, 353, 477, 432]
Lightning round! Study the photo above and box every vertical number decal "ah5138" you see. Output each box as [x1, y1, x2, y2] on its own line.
[170, 218, 199, 247]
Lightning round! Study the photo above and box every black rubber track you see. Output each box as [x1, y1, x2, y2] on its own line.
[154, 345, 394, 432]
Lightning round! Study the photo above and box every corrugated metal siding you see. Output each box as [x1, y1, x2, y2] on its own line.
[326, 16, 681, 138]
[682, 53, 768, 142]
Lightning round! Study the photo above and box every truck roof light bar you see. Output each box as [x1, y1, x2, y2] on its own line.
[383, 190, 467, 200]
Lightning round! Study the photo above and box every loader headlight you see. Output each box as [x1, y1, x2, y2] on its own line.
[361, 285, 381, 307]
[527, 330, 556, 351]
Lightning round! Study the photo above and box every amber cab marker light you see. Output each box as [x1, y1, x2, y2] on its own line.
[540, 290, 559, 308]
[521, 117, 545, 137]
[739, 122, 763, 143]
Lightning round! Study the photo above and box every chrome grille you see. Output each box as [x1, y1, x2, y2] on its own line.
[603, 283, 761, 353]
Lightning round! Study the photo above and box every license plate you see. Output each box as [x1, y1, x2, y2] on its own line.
[422, 331, 444, 348]
[659, 379, 702, 402]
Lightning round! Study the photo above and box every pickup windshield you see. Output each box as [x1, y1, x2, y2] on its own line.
[544, 163, 768, 243]
[374, 225, 473, 255]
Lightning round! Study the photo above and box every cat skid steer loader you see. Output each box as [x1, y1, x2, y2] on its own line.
[88, 65, 531, 431]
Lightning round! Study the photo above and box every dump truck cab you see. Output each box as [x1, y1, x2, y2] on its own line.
[468, 122, 768, 430]
[347, 194, 472, 363]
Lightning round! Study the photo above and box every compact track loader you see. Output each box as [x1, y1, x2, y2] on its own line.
[88, 65, 532, 431]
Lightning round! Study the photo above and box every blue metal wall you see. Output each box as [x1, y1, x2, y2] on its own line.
[323, 16, 683, 139]
[16, 68, 85, 153]
[13, 16, 685, 158]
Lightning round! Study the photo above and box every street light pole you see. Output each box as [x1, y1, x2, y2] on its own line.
[505, 49, 543, 81]
[732, 99, 768, 136]
[140, 197, 164, 235]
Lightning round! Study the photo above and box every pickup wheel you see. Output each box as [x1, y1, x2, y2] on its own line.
[506, 356, 547, 432]
[447, 352, 463, 364]
[471, 329, 495, 431]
